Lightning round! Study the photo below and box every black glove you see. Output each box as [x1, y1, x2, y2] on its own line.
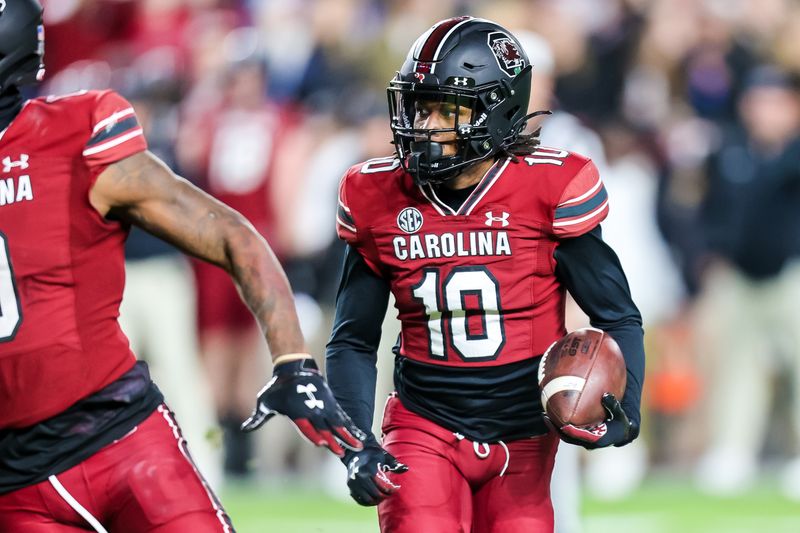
[547, 393, 639, 450]
[345, 445, 408, 506]
[241, 358, 366, 457]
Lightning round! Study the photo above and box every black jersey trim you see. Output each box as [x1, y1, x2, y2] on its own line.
[457, 157, 509, 215]
[393, 354, 548, 442]
[0, 362, 164, 494]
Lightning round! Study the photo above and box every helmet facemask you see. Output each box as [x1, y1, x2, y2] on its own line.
[389, 83, 489, 185]
[388, 65, 533, 186]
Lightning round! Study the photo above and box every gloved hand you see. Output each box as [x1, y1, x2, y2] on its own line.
[241, 357, 366, 457]
[547, 393, 639, 449]
[345, 445, 408, 506]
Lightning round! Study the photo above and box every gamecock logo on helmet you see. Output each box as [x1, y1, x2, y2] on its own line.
[487, 31, 525, 77]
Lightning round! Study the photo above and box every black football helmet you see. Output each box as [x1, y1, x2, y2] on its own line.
[388, 16, 533, 185]
[0, 0, 45, 93]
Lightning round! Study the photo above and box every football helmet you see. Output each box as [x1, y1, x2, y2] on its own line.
[0, 0, 44, 93]
[388, 16, 533, 185]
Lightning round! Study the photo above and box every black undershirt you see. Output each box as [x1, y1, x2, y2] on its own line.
[433, 182, 478, 208]
[0, 363, 164, 494]
[326, 202, 645, 444]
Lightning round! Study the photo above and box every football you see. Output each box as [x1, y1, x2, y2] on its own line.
[537, 328, 626, 427]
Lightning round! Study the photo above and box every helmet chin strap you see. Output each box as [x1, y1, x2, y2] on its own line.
[408, 140, 465, 185]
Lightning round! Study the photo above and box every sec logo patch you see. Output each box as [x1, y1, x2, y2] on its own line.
[397, 207, 423, 234]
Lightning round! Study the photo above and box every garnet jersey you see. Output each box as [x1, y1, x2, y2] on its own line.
[0, 90, 147, 428]
[336, 148, 609, 369]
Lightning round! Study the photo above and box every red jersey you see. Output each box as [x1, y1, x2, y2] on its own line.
[336, 148, 609, 368]
[0, 90, 147, 428]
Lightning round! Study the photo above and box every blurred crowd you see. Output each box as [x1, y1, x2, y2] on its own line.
[39, 0, 800, 509]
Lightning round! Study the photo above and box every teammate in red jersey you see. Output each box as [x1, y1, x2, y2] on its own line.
[325, 17, 645, 532]
[0, 2, 364, 531]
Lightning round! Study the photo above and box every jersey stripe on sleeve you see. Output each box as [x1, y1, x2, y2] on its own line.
[337, 201, 357, 235]
[78, 90, 147, 173]
[83, 114, 143, 157]
[552, 161, 609, 238]
[554, 183, 607, 221]
[336, 170, 359, 241]
[91, 108, 136, 135]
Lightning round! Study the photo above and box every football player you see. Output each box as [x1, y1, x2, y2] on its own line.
[326, 16, 645, 531]
[0, 1, 363, 530]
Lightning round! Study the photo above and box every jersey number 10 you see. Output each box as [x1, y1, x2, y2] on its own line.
[0, 233, 22, 342]
[411, 266, 505, 362]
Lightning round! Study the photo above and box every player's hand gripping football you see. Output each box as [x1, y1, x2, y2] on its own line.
[241, 358, 366, 457]
[548, 393, 639, 449]
[345, 445, 409, 506]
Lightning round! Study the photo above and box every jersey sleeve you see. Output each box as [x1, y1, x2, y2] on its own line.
[336, 171, 358, 244]
[335, 166, 384, 277]
[551, 159, 609, 239]
[82, 90, 147, 170]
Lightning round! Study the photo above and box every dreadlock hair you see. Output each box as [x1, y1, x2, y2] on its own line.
[499, 109, 550, 162]
[505, 128, 543, 156]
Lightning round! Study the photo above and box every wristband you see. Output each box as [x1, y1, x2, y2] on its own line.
[272, 353, 313, 366]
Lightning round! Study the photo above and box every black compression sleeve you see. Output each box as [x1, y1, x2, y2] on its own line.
[325, 245, 391, 447]
[554, 227, 645, 428]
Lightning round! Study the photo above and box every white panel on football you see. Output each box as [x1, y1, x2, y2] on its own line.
[538, 340, 558, 384]
[541, 376, 586, 409]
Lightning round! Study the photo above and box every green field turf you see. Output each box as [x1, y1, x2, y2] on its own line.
[220, 477, 800, 533]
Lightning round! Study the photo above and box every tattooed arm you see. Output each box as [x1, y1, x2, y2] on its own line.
[90, 150, 304, 358]
[89, 150, 366, 456]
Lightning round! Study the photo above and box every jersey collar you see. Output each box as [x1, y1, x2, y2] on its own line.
[418, 157, 511, 216]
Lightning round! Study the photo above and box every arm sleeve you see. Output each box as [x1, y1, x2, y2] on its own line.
[82, 90, 147, 171]
[554, 226, 645, 428]
[325, 245, 391, 447]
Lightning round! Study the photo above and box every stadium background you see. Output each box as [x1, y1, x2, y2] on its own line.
[37, 0, 800, 531]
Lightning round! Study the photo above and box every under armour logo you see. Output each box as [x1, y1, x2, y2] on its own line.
[297, 383, 324, 410]
[452, 77, 469, 86]
[2, 154, 29, 173]
[348, 456, 361, 479]
[485, 211, 510, 227]
[0, 1, 6, 14]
